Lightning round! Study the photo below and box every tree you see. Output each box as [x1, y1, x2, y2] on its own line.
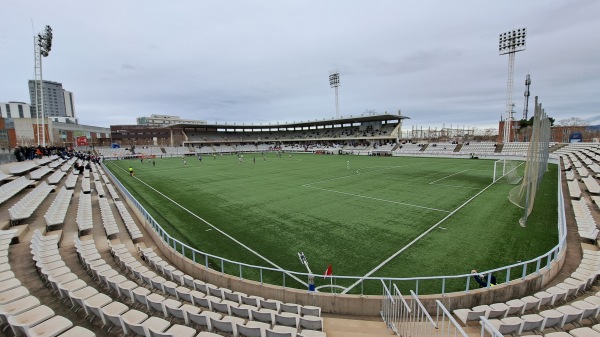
[556, 117, 588, 127]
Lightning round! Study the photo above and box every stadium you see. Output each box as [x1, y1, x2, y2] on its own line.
[2, 2, 600, 337]
[4, 103, 600, 337]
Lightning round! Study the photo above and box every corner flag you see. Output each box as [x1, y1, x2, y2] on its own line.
[324, 264, 332, 278]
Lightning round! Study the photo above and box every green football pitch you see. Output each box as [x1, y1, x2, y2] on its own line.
[105, 153, 559, 294]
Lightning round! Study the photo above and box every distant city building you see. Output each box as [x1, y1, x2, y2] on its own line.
[0, 116, 109, 148]
[136, 114, 206, 126]
[28, 80, 77, 123]
[0, 102, 32, 119]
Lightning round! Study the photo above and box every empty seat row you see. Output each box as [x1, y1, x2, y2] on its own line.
[98, 198, 120, 237]
[81, 177, 91, 194]
[568, 180, 583, 200]
[8, 181, 54, 221]
[108, 242, 324, 337]
[44, 186, 74, 229]
[582, 176, 600, 195]
[10, 229, 96, 337]
[0, 171, 12, 183]
[76, 192, 93, 233]
[0, 176, 33, 205]
[29, 165, 52, 180]
[454, 247, 600, 330]
[114, 201, 143, 240]
[106, 183, 120, 201]
[73, 237, 219, 337]
[8, 161, 38, 175]
[47, 169, 67, 185]
[64, 172, 78, 189]
[572, 199, 599, 242]
[48, 158, 64, 169]
[94, 180, 106, 198]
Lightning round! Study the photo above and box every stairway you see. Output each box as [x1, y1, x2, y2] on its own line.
[324, 317, 395, 337]
[494, 143, 504, 153]
[549, 143, 569, 153]
[454, 144, 463, 152]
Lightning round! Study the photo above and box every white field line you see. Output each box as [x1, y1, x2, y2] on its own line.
[303, 162, 430, 187]
[341, 178, 499, 294]
[430, 184, 482, 190]
[109, 162, 307, 288]
[304, 185, 451, 213]
[428, 169, 470, 184]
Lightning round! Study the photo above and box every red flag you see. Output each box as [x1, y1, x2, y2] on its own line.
[324, 264, 332, 278]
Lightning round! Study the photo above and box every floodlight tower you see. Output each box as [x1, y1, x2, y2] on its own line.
[523, 74, 531, 120]
[499, 28, 526, 143]
[33, 25, 53, 147]
[329, 70, 340, 118]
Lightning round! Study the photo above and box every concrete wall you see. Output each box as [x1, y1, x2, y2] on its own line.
[122, 191, 566, 316]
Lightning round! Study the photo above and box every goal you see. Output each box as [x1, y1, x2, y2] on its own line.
[493, 159, 523, 184]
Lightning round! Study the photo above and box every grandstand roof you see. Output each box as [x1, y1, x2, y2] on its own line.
[168, 113, 409, 130]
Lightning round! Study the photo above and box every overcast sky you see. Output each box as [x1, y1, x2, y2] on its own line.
[1, 1, 599, 131]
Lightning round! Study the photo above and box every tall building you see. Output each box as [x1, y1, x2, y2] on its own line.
[28, 80, 77, 123]
[0, 102, 33, 119]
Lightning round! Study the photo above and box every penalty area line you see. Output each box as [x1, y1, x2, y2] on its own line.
[303, 185, 450, 213]
[107, 161, 308, 288]
[340, 178, 498, 294]
[428, 169, 470, 184]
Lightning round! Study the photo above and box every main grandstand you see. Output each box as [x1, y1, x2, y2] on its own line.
[102, 113, 559, 159]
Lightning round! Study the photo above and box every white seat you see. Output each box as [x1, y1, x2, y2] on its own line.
[0, 295, 41, 325]
[82, 293, 112, 322]
[299, 315, 323, 331]
[484, 317, 523, 336]
[453, 308, 486, 326]
[556, 305, 584, 327]
[539, 309, 565, 330]
[571, 300, 600, 321]
[517, 313, 544, 334]
[8, 304, 55, 336]
[28, 315, 73, 337]
[99, 301, 129, 330]
[55, 326, 96, 337]
[149, 324, 196, 337]
[570, 327, 600, 337]
[119, 309, 148, 335]
[188, 311, 221, 331]
[275, 312, 299, 328]
[210, 316, 244, 336]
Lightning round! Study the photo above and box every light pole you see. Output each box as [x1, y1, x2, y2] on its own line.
[329, 70, 340, 118]
[499, 28, 526, 143]
[33, 25, 53, 147]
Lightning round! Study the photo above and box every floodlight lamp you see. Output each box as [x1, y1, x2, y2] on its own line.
[329, 70, 340, 88]
[499, 27, 527, 55]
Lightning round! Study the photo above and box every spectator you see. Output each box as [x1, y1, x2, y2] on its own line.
[471, 269, 497, 288]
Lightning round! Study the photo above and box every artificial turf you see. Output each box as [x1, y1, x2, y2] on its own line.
[105, 153, 558, 294]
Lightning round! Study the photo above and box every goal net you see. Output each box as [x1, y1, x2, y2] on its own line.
[507, 97, 552, 227]
[493, 159, 523, 184]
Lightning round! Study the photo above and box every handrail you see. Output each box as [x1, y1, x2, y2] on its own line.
[102, 159, 566, 296]
[435, 300, 469, 337]
[394, 284, 411, 313]
[410, 290, 436, 328]
[479, 316, 505, 337]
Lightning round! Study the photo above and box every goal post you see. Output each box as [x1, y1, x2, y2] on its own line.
[493, 159, 523, 184]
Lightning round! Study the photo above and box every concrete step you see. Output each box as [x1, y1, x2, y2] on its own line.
[324, 317, 394, 336]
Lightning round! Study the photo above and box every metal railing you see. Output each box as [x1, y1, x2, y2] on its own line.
[102, 161, 567, 296]
[479, 316, 505, 337]
[434, 300, 469, 337]
[381, 281, 468, 337]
